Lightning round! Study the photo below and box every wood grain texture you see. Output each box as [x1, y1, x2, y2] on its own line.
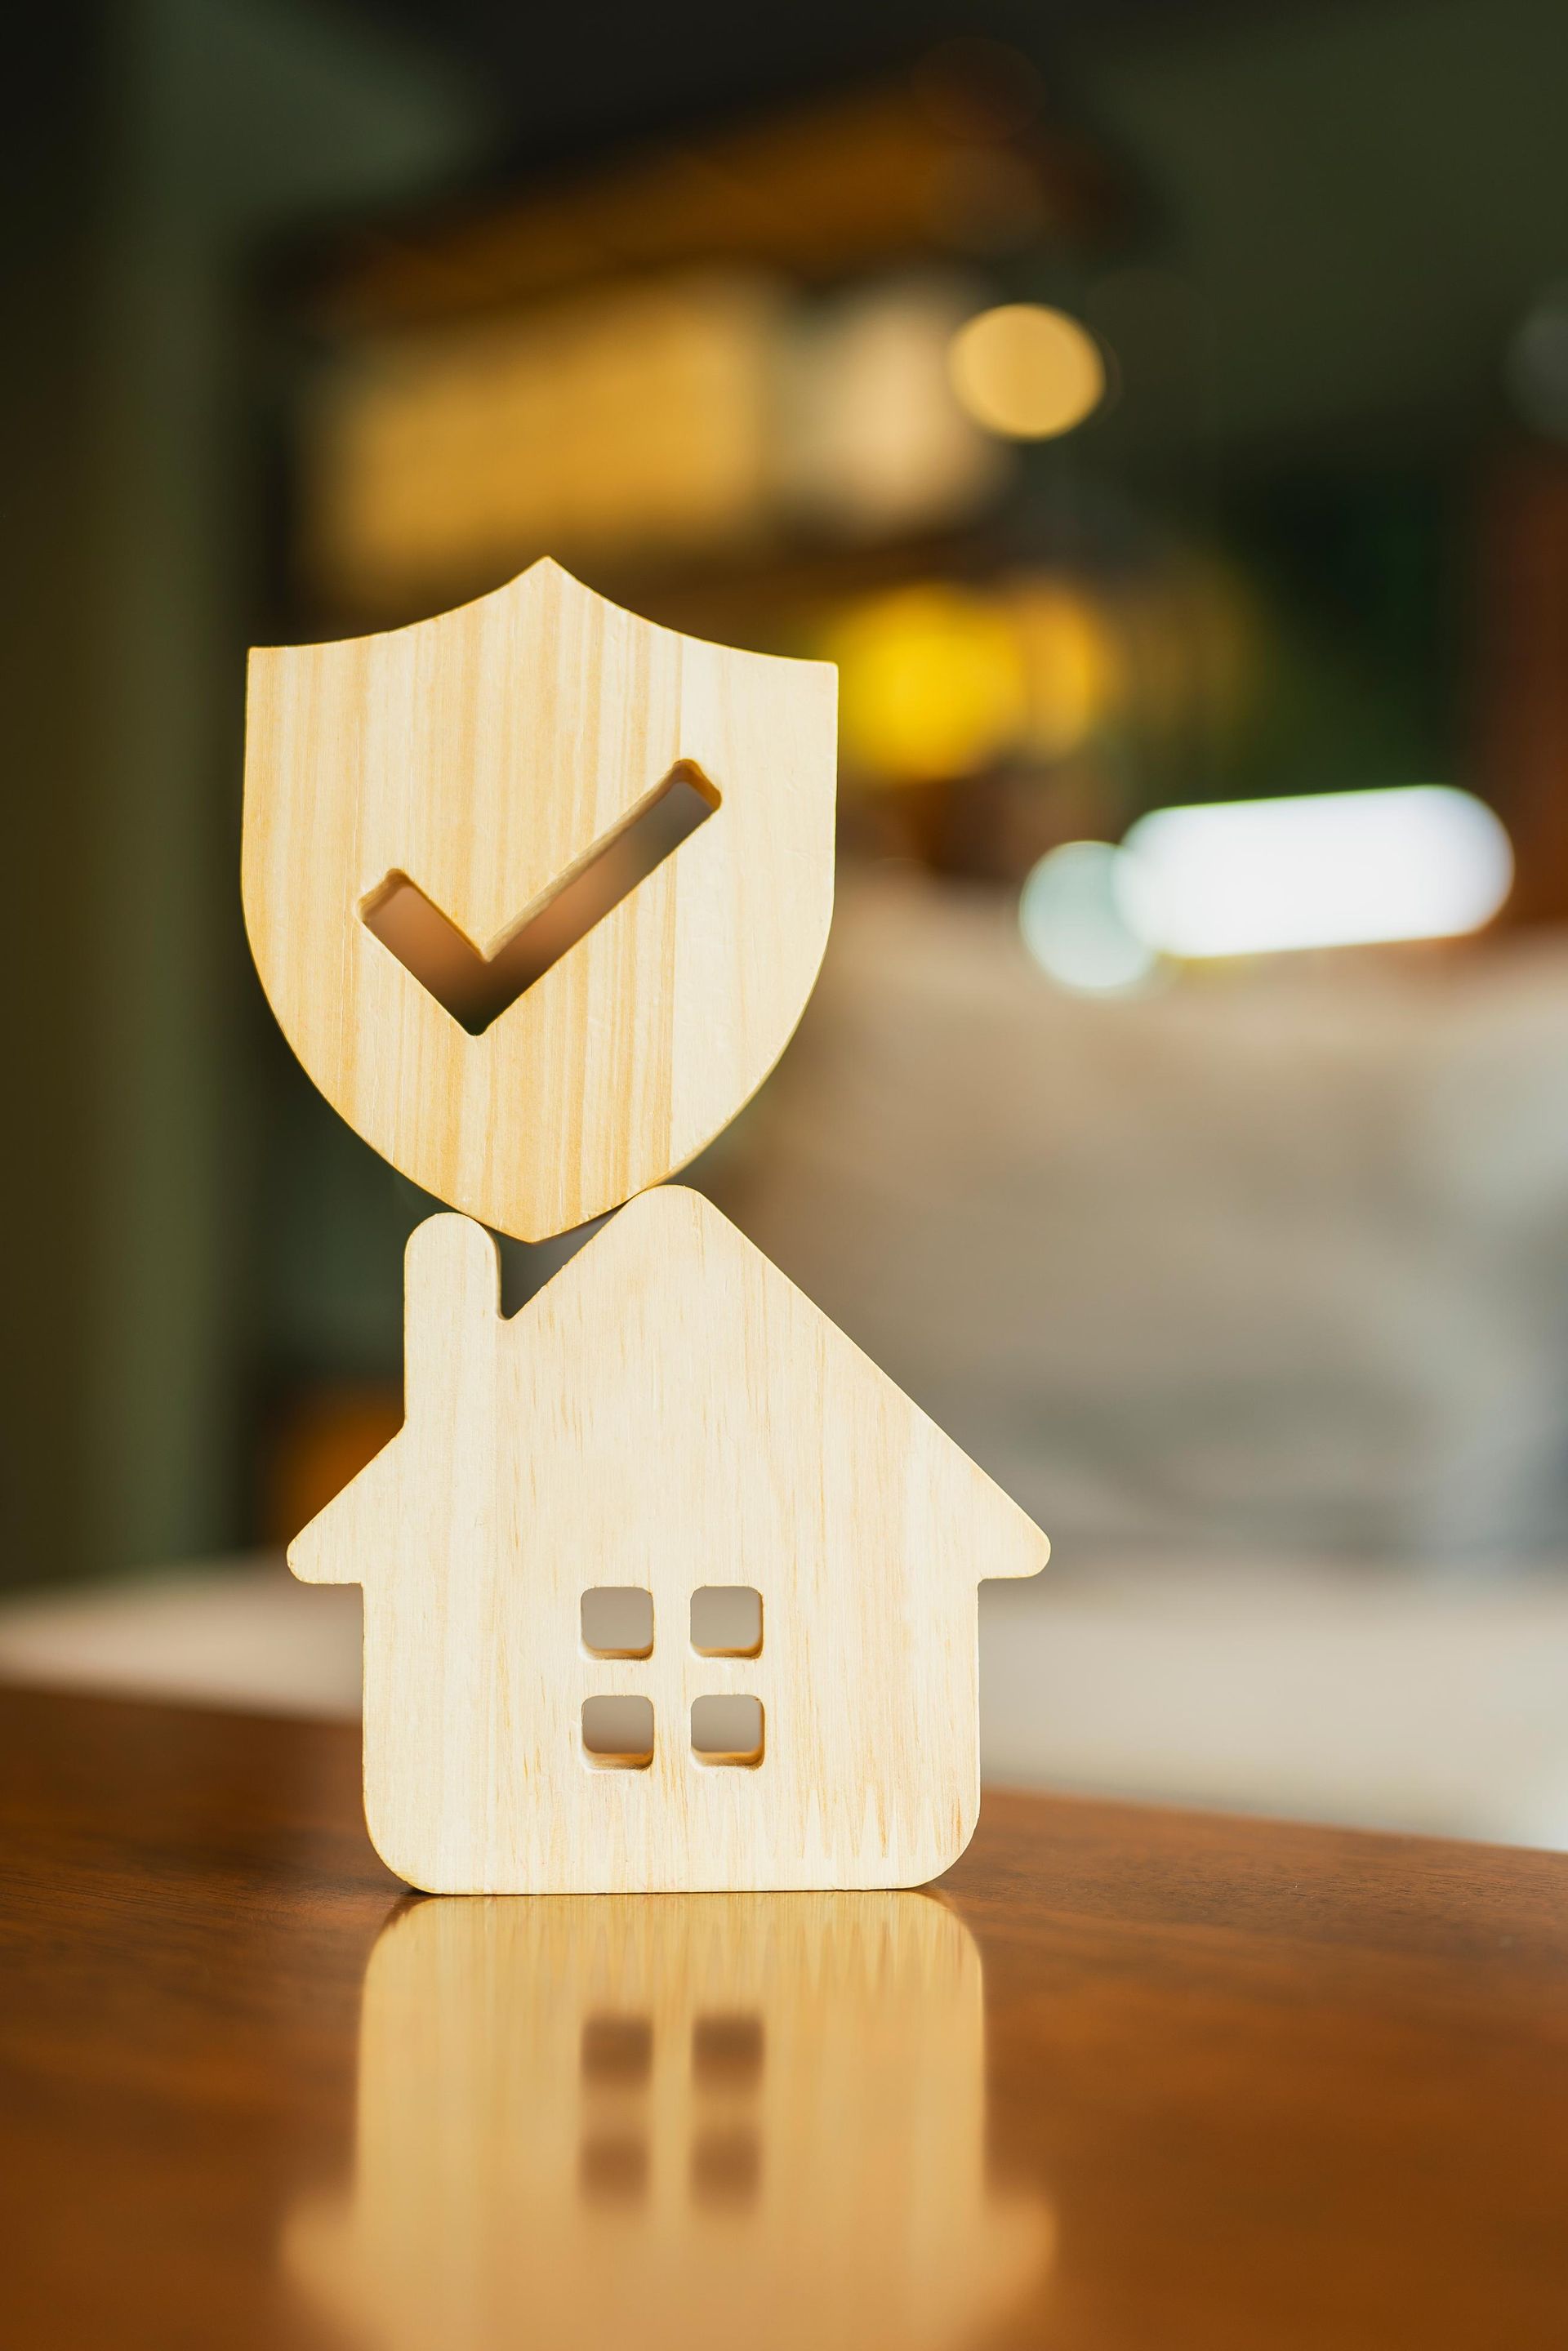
[5, 1686, 1568, 2351]
[290, 1187, 1049, 1893]
[241, 558, 837, 1241]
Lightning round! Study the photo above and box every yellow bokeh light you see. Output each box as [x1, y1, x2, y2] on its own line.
[947, 304, 1105, 439]
[1008, 578, 1120, 759]
[828, 586, 1027, 784]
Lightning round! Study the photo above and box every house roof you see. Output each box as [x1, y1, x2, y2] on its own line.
[290, 1185, 1048, 1591]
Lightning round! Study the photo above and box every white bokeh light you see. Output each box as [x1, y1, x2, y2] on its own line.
[1019, 840, 1160, 995]
[1115, 786, 1513, 960]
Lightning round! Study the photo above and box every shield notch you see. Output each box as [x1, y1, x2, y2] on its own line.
[242, 559, 837, 1239]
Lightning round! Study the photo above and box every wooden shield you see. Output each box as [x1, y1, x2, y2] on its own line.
[242, 560, 837, 1240]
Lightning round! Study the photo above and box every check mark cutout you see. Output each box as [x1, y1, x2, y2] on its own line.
[361, 765, 719, 1035]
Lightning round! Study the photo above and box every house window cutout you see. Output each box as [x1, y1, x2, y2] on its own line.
[579, 2135, 648, 2204]
[581, 1586, 654, 1659]
[690, 1694, 764, 1768]
[581, 2015, 653, 2085]
[581, 1695, 655, 1770]
[361, 765, 719, 1035]
[690, 1584, 763, 1658]
[693, 2013, 764, 2087]
[690, 2126, 761, 2209]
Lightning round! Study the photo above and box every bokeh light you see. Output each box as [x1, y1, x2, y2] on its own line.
[779, 279, 1004, 536]
[947, 303, 1105, 439]
[1019, 841, 1160, 995]
[829, 585, 1027, 782]
[1116, 786, 1514, 958]
[1009, 579, 1120, 758]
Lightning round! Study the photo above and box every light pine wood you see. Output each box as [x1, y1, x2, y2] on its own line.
[242, 559, 837, 1241]
[285, 1892, 1053, 2351]
[249, 561, 1049, 1895]
[289, 1188, 1049, 1894]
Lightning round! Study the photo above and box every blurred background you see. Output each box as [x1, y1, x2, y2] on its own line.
[7, 0, 1568, 1842]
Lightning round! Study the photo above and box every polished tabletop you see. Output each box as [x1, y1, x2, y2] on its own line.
[2, 1684, 1566, 2351]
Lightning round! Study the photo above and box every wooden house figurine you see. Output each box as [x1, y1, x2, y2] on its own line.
[291, 1188, 1048, 1893]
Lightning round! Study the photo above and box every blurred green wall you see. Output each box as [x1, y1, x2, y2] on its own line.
[0, 0, 484, 1589]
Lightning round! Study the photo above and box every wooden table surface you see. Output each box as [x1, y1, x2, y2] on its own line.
[2, 1684, 1566, 2351]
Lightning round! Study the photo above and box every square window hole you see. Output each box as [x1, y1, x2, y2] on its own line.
[582, 1695, 655, 1770]
[581, 2015, 653, 2084]
[690, 1585, 762, 1657]
[693, 2014, 764, 2088]
[690, 2126, 761, 2209]
[690, 1694, 764, 1767]
[579, 2135, 648, 2203]
[581, 1587, 653, 1658]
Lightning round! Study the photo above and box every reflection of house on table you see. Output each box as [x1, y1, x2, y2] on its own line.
[284, 1890, 1054, 2351]
[291, 1187, 1048, 1893]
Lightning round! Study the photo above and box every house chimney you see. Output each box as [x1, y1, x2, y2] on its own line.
[403, 1215, 501, 1418]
